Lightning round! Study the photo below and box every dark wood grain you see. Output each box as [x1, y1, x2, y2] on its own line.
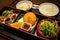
[0, 0, 60, 9]
[30, 0, 60, 9]
[0, 0, 15, 10]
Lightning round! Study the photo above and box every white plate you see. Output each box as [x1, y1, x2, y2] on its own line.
[39, 2, 59, 16]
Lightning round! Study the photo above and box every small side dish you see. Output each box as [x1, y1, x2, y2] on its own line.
[16, 1, 32, 11]
[21, 22, 32, 31]
[36, 19, 59, 38]
[0, 10, 18, 24]
[39, 2, 59, 16]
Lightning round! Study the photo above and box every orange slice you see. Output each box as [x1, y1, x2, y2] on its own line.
[10, 22, 23, 29]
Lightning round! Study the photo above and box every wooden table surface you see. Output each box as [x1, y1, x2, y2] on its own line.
[0, 0, 60, 9]
[31, 0, 60, 10]
[0, 0, 15, 10]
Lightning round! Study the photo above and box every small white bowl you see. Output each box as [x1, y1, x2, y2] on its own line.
[16, 1, 32, 11]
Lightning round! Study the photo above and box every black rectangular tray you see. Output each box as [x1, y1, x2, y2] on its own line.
[0, 6, 60, 40]
[0, 33, 13, 40]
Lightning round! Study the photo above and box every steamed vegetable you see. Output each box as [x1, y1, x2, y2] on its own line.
[2, 10, 13, 16]
[15, 13, 24, 22]
[40, 20, 58, 37]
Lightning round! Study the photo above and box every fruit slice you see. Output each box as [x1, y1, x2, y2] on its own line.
[10, 22, 23, 29]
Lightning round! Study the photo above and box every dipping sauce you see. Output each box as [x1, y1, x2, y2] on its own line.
[23, 23, 30, 30]
[21, 22, 32, 31]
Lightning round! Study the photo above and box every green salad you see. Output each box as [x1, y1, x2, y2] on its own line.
[40, 20, 58, 37]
